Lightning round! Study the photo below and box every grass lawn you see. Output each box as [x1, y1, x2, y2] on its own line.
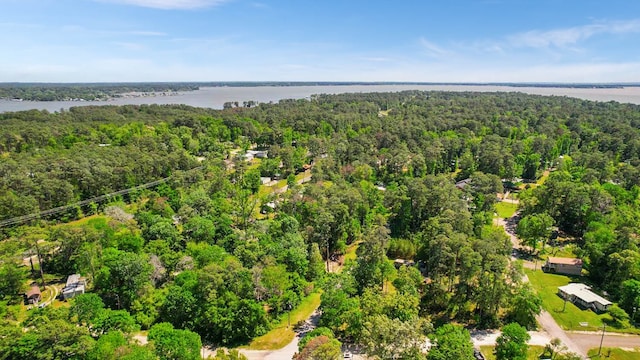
[343, 241, 360, 263]
[243, 292, 322, 350]
[274, 179, 288, 190]
[9, 303, 28, 324]
[523, 170, 551, 190]
[331, 241, 360, 273]
[537, 170, 550, 185]
[480, 345, 546, 360]
[40, 286, 57, 303]
[588, 347, 640, 360]
[525, 270, 639, 334]
[257, 183, 275, 198]
[247, 158, 262, 170]
[295, 170, 311, 182]
[538, 244, 578, 260]
[526, 269, 607, 331]
[56, 214, 106, 228]
[495, 202, 518, 218]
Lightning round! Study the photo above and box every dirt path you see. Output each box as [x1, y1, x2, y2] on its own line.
[32, 283, 61, 309]
[499, 191, 520, 205]
[272, 171, 312, 195]
[494, 212, 537, 269]
[494, 215, 520, 250]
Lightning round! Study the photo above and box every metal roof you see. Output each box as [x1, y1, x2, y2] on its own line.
[558, 283, 612, 306]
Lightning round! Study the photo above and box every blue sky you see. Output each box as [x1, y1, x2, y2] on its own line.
[1, 0, 640, 82]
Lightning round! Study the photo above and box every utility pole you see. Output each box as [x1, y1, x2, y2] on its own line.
[597, 324, 606, 356]
[326, 243, 330, 273]
[34, 241, 47, 289]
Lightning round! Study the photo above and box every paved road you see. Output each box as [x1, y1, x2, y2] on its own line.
[134, 311, 322, 360]
[471, 329, 551, 347]
[470, 327, 640, 358]
[567, 331, 640, 354]
[536, 310, 586, 357]
[495, 202, 584, 357]
[239, 310, 321, 360]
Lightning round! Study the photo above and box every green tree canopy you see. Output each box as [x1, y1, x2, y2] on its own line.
[427, 324, 474, 360]
[495, 323, 530, 360]
[148, 322, 202, 360]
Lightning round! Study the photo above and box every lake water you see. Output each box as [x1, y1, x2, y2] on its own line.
[2, 84, 640, 113]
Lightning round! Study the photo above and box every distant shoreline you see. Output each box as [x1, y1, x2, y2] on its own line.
[3, 84, 640, 113]
[2, 81, 639, 88]
[2, 82, 638, 103]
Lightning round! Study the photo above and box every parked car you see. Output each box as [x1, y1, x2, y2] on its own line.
[343, 351, 353, 359]
[474, 349, 485, 360]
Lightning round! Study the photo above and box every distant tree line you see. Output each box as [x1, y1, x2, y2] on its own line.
[0, 83, 200, 101]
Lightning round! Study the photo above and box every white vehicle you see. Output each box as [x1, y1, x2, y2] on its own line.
[343, 351, 353, 359]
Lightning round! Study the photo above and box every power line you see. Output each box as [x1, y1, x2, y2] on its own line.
[0, 166, 203, 228]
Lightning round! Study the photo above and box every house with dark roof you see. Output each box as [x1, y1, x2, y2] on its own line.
[455, 178, 472, 190]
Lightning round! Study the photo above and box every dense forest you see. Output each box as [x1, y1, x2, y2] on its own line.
[1, 91, 639, 359]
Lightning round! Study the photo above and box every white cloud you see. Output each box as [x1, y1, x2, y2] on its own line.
[360, 57, 393, 62]
[113, 42, 147, 51]
[419, 37, 453, 58]
[508, 19, 640, 49]
[95, 0, 229, 10]
[129, 30, 167, 36]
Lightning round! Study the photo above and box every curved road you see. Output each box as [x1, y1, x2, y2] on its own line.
[238, 311, 321, 360]
[536, 310, 585, 357]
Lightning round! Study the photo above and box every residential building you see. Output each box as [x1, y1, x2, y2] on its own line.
[542, 257, 583, 276]
[455, 178, 472, 190]
[393, 259, 415, 269]
[558, 283, 612, 312]
[26, 285, 41, 304]
[62, 274, 86, 300]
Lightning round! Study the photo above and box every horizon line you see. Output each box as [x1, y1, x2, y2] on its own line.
[2, 81, 640, 87]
